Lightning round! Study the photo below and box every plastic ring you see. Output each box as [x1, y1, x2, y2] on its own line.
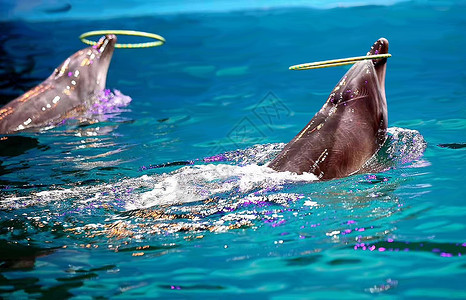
[79, 30, 165, 49]
[289, 54, 392, 70]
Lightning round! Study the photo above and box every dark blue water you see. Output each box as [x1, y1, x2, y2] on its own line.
[1, 1, 466, 298]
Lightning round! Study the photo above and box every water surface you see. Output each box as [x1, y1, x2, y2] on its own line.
[1, 1, 465, 298]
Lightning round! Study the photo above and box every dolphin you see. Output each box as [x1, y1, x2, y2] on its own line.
[0, 35, 116, 134]
[268, 38, 389, 180]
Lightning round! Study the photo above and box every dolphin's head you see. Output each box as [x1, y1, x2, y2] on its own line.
[366, 37, 389, 96]
[50, 35, 117, 97]
[0, 35, 117, 134]
[268, 38, 391, 179]
[322, 38, 389, 150]
[91, 34, 117, 90]
[328, 38, 389, 106]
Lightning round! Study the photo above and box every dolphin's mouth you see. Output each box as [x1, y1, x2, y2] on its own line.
[367, 38, 389, 67]
[92, 35, 117, 91]
[367, 38, 389, 93]
[94, 35, 117, 55]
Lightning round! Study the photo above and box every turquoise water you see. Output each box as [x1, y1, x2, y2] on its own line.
[1, 0, 466, 298]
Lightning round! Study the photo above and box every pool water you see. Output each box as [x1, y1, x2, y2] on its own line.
[1, 0, 466, 298]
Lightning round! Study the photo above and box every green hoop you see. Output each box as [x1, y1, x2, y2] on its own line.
[79, 30, 165, 49]
[290, 54, 392, 70]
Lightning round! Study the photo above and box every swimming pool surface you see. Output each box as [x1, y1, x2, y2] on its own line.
[1, 0, 465, 298]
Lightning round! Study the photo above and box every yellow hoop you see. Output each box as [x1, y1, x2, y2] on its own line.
[289, 54, 392, 70]
[79, 30, 166, 49]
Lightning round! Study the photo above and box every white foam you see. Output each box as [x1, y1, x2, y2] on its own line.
[0, 127, 426, 212]
[128, 164, 317, 210]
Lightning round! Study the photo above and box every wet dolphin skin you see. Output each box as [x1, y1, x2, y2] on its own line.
[269, 38, 389, 180]
[0, 35, 116, 134]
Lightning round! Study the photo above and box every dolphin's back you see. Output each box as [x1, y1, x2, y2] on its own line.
[0, 81, 87, 133]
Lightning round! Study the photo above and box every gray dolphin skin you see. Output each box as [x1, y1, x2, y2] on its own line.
[268, 38, 389, 180]
[0, 35, 116, 134]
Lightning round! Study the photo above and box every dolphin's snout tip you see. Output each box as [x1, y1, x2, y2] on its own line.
[105, 34, 117, 42]
[368, 38, 389, 67]
[94, 35, 117, 53]
[103, 34, 117, 48]
[368, 38, 389, 56]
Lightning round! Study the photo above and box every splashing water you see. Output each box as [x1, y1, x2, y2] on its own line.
[361, 127, 428, 172]
[50, 89, 132, 130]
[87, 89, 132, 120]
[0, 127, 426, 239]
[133, 164, 317, 209]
